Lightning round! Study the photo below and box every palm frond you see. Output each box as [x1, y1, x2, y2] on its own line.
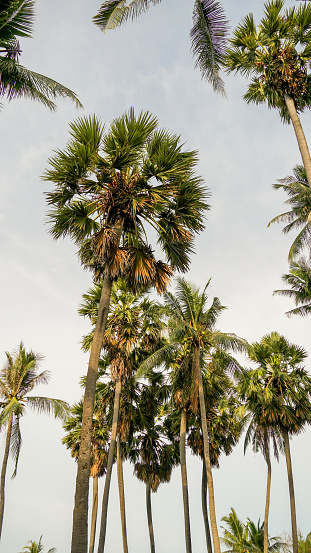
[93, 0, 161, 32]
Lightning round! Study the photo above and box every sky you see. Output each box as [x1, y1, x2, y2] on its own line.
[1, 0, 311, 551]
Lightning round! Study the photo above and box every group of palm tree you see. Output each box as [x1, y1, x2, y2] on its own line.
[2, 0, 311, 551]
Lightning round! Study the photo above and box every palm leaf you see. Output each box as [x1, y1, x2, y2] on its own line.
[93, 0, 161, 32]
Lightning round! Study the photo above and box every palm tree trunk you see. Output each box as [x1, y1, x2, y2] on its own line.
[263, 430, 271, 553]
[97, 376, 122, 553]
[0, 413, 13, 539]
[202, 461, 213, 553]
[146, 481, 155, 553]
[89, 476, 98, 553]
[284, 93, 311, 188]
[117, 438, 128, 553]
[180, 406, 192, 553]
[283, 429, 298, 553]
[71, 219, 123, 553]
[196, 347, 221, 553]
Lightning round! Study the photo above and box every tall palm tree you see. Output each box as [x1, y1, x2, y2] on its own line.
[243, 332, 311, 553]
[274, 257, 311, 317]
[0, 343, 68, 539]
[225, 0, 311, 187]
[62, 400, 109, 553]
[93, 0, 229, 93]
[268, 165, 311, 260]
[44, 108, 208, 553]
[238, 366, 283, 553]
[162, 278, 247, 553]
[20, 536, 56, 553]
[0, 0, 82, 110]
[79, 278, 167, 553]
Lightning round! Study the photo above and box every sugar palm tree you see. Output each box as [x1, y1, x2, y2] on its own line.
[274, 257, 311, 317]
[0, 343, 68, 539]
[79, 278, 166, 553]
[238, 366, 283, 553]
[44, 107, 208, 553]
[162, 278, 247, 553]
[225, 0, 311, 187]
[62, 400, 109, 553]
[0, 0, 82, 110]
[20, 536, 56, 553]
[244, 332, 311, 553]
[268, 165, 311, 260]
[93, 0, 229, 93]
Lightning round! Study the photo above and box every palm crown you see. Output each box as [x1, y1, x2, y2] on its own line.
[274, 257, 311, 318]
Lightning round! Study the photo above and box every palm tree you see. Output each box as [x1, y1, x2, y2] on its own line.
[225, 1, 311, 187]
[44, 108, 208, 553]
[0, 343, 68, 539]
[188, 367, 244, 553]
[62, 400, 109, 553]
[268, 165, 311, 260]
[162, 278, 247, 553]
[20, 536, 56, 553]
[221, 508, 282, 553]
[93, 0, 229, 93]
[238, 366, 283, 553]
[274, 257, 311, 317]
[0, 0, 82, 110]
[243, 332, 311, 553]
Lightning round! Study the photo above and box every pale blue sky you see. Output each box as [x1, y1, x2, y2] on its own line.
[1, 0, 311, 551]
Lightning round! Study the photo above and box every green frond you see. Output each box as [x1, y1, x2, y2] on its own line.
[25, 396, 69, 419]
[0, 0, 34, 43]
[93, 0, 161, 32]
[190, 0, 229, 94]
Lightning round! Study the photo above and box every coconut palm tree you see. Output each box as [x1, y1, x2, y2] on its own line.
[0, 0, 82, 110]
[93, 0, 229, 93]
[268, 165, 311, 260]
[274, 257, 311, 317]
[162, 278, 247, 553]
[20, 536, 56, 553]
[243, 332, 311, 553]
[0, 343, 68, 539]
[225, 0, 311, 187]
[44, 108, 208, 553]
[221, 508, 282, 553]
[62, 400, 109, 553]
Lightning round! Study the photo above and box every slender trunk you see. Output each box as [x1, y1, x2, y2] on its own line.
[71, 219, 123, 553]
[283, 429, 298, 553]
[0, 414, 13, 538]
[196, 347, 221, 553]
[97, 377, 122, 553]
[202, 462, 213, 553]
[89, 476, 98, 553]
[180, 407, 192, 553]
[117, 439, 128, 553]
[284, 93, 311, 188]
[263, 430, 271, 553]
[146, 481, 155, 553]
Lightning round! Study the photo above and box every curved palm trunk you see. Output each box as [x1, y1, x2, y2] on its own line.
[180, 406, 192, 553]
[284, 93, 311, 188]
[89, 476, 99, 553]
[117, 438, 128, 553]
[202, 461, 213, 553]
[283, 429, 298, 553]
[71, 219, 123, 553]
[263, 430, 271, 553]
[196, 347, 221, 553]
[0, 413, 13, 538]
[146, 481, 155, 553]
[97, 376, 122, 553]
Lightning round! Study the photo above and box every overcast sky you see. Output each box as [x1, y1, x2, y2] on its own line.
[1, 0, 311, 551]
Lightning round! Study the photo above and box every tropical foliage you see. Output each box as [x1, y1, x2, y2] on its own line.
[20, 535, 56, 553]
[0, 0, 82, 110]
